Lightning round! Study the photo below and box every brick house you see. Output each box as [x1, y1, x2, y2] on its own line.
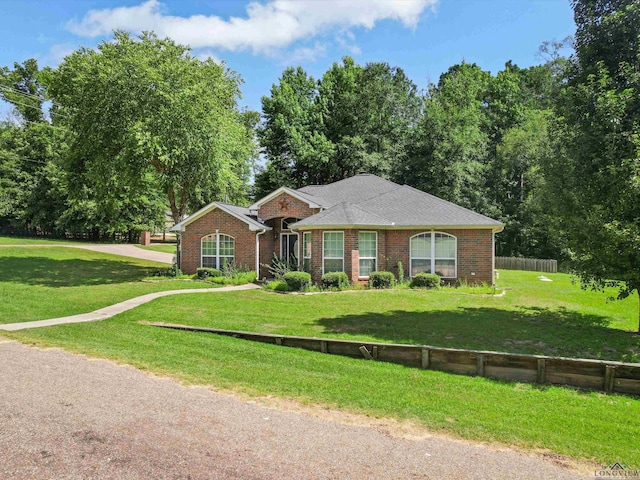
[171, 173, 504, 284]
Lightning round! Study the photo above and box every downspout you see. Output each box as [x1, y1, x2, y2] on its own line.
[255, 229, 267, 279]
[492, 230, 496, 285]
[175, 233, 181, 272]
[491, 225, 504, 285]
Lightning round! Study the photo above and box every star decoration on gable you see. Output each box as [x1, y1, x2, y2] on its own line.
[278, 197, 290, 211]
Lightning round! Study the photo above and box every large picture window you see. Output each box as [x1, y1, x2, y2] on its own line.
[410, 232, 456, 278]
[201, 233, 235, 269]
[323, 231, 344, 274]
[358, 231, 377, 278]
[302, 232, 311, 273]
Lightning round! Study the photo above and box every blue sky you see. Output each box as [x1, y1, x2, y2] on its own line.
[0, 0, 576, 117]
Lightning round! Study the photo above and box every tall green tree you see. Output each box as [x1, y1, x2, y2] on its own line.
[544, 0, 640, 329]
[398, 63, 492, 214]
[50, 31, 255, 225]
[256, 57, 420, 197]
[256, 66, 332, 195]
[0, 59, 48, 123]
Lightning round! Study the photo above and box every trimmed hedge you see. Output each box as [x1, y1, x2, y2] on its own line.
[410, 272, 441, 289]
[283, 271, 312, 291]
[321, 272, 349, 290]
[196, 267, 222, 279]
[368, 271, 395, 289]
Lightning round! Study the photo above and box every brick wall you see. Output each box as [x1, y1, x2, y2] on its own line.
[258, 193, 318, 221]
[302, 228, 494, 285]
[384, 228, 494, 284]
[180, 208, 256, 275]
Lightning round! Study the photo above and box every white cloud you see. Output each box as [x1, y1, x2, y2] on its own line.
[286, 42, 328, 63]
[193, 49, 222, 64]
[48, 44, 76, 63]
[66, 0, 436, 55]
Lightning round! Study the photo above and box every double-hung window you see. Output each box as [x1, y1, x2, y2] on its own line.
[358, 231, 377, 278]
[410, 232, 456, 278]
[323, 231, 344, 273]
[201, 233, 235, 269]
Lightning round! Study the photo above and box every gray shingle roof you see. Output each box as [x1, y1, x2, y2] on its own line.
[171, 201, 270, 232]
[289, 202, 393, 228]
[297, 174, 400, 208]
[290, 174, 503, 228]
[175, 173, 503, 233]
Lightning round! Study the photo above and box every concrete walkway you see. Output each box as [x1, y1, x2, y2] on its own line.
[0, 283, 260, 331]
[0, 243, 174, 264]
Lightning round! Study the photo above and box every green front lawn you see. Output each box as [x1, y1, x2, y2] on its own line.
[0, 247, 211, 323]
[135, 244, 177, 254]
[3, 303, 637, 468]
[84, 270, 639, 362]
[2, 267, 639, 467]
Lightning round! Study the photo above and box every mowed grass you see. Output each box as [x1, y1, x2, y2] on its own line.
[4, 308, 638, 467]
[0, 247, 212, 323]
[134, 244, 177, 254]
[0, 235, 86, 245]
[74, 270, 639, 362]
[3, 267, 640, 465]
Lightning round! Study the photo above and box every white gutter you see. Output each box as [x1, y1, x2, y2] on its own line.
[492, 231, 496, 285]
[255, 229, 267, 276]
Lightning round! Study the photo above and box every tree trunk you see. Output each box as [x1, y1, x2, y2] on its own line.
[167, 185, 183, 225]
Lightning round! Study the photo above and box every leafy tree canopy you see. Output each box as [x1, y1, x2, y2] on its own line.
[544, 0, 640, 329]
[50, 31, 255, 225]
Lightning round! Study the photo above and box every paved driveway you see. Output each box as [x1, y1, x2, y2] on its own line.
[0, 243, 174, 264]
[0, 341, 587, 480]
[67, 244, 174, 264]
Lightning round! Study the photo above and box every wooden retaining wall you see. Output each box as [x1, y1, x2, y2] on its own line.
[496, 256, 558, 273]
[149, 323, 640, 396]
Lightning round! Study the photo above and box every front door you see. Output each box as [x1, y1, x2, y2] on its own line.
[281, 233, 299, 262]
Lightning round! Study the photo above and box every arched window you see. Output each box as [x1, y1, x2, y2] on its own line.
[410, 232, 456, 278]
[201, 233, 235, 269]
[281, 217, 300, 230]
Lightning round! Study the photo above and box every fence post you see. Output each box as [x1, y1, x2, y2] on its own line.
[604, 365, 616, 393]
[476, 353, 485, 377]
[421, 348, 430, 369]
[537, 359, 546, 384]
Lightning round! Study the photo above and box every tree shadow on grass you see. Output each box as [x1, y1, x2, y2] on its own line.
[0, 256, 155, 287]
[314, 307, 640, 363]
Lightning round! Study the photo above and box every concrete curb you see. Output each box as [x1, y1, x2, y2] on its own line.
[0, 283, 260, 331]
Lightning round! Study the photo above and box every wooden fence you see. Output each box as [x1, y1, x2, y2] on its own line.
[149, 322, 640, 396]
[496, 256, 558, 273]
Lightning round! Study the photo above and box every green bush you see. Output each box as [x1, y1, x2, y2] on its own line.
[264, 280, 291, 292]
[368, 271, 395, 289]
[321, 272, 349, 290]
[150, 267, 177, 278]
[283, 271, 311, 291]
[410, 272, 441, 289]
[207, 271, 257, 285]
[196, 267, 222, 279]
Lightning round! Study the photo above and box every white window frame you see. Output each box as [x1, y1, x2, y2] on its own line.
[322, 231, 344, 275]
[201, 232, 235, 269]
[409, 231, 457, 278]
[302, 231, 311, 273]
[358, 231, 377, 279]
